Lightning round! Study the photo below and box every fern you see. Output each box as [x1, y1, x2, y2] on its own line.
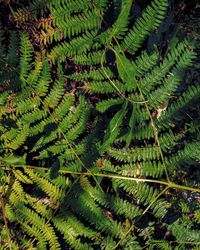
[0, 0, 200, 249]
[122, 0, 169, 54]
[19, 33, 33, 82]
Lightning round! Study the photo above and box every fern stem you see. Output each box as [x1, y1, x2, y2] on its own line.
[133, 83, 169, 182]
[111, 38, 171, 182]
[1, 164, 200, 193]
[168, 182, 200, 192]
[113, 224, 134, 250]
[152, 240, 200, 246]
[170, 241, 200, 245]
[100, 34, 170, 182]
[142, 186, 170, 215]
[137, 87, 171, 182]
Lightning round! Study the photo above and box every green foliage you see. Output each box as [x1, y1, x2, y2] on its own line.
[0, 0, 200, 249]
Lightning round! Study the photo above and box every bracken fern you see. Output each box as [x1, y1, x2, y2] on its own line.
[0, 0, 200, 249]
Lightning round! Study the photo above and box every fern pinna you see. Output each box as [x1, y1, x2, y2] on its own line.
[0, 0, 200, 249]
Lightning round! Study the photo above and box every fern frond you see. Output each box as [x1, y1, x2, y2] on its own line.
[7, 33, 19, 67]
[15, 205, 60, 249]
[97, 0, 132, 44]
[11, 0, 48, 24]
[5, 125, 29, 150]
[0, 1, 199, 248]
[34, 60, 51, 96]
[122, 0, 169, 54]
[25, 169, 64, 201]
[148, 74, 180, 109]
[93, 188, 142, 219]
[53, 211, 99, 249]
[159, 84, 200, 128]
[134, 50, 159, 76]
[49, 30, 97, 63]
[108, 145, 161, 163]
[19, 33, 33, 82]
[43, 78, 65, 108]
[96, 97, 123, 113]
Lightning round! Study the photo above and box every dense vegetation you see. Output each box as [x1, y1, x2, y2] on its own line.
[0, 0, 200, 249]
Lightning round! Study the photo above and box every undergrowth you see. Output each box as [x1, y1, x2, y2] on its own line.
[0, 0, 200, 249]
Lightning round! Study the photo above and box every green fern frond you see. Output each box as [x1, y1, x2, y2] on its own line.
[93, 188, 142, 219]
[122, 0, 169, 54]
[108, 145, 161, 163]
[34, 60, 51, 96]
[19, 33, 33, 82]
[49, 30, 97, 63]
[96, 97, 123, 113]
[16, 205, 60, 249]
[7, 33, 19, 67]
[0, 1, 199, 249]
[159, 84, 200, 127]
[25, 169, 65, 201]
[5, 125, 29, 150]
[134, 50, 159, 76]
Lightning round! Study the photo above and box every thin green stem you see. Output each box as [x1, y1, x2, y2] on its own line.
[169, 182, 200, 192]
[101, 36, 171, 184]
[113, 224, 134, 250]
[1, 164, 200, 193]
[111, 37, 170, 182]
[170, 241, 200, 245]
[137, 86, 170, 182]
[152, 240, 200, 246]
[142, 186, 169, 215]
